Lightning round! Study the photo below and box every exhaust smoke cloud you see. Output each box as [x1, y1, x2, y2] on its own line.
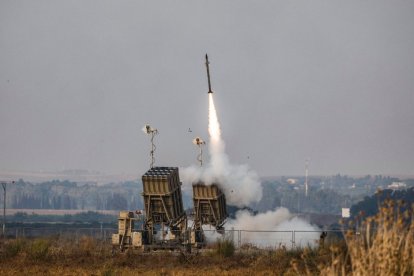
[226, 208, 320, 248]
[182, 92, 319, 247]
[202, 208, 320, 248]
[182, 94, 262, 207]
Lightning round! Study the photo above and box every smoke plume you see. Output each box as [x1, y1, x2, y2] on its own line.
[202, 208, 320, 248]
[181, 93, 320, 247]
[181, 94, 262, 207]
[226, 208, 320, 248]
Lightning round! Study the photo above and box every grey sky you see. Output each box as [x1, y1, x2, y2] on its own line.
[1, 1, 413, 177]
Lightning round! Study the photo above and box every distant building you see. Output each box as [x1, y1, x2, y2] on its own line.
[388, 182, 407, 189]
[287, 178, 297, 185]
[342, 208, 350, 218]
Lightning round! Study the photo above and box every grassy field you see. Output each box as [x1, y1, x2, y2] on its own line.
[0, 235, 332, 275]
[0, 200, 412, 275]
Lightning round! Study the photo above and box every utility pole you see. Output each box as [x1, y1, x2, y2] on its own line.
[1, 181, 14, 239]
[305, 158, 310, 197]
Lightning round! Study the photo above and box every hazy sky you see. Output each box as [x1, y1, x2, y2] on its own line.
[1, 1, 413, 177]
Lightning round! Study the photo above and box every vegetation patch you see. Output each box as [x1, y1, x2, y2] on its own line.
[214, 238, 235, 258]
[321, 200, 414, 275]
[27, 239, 50, 261]
[3, 238, 26, 258]
[0, 200, 412, 275]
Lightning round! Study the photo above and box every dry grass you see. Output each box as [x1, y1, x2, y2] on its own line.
[1, 201, 410, 275]
[214, 238, 235, 257]
[0, 235, 326, 275]
[321, 200, 414, 275]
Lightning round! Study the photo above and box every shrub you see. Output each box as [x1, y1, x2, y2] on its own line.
[27, 239, 50, 261]
[3, 238, 27, 258]
[101, 264, 115, 276]
[79, 235, 97, 256]
[321, 200, 414, 275]
[215, 238, 235, 258]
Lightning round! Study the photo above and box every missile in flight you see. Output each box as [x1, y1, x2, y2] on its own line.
[205, 54, 213, 94]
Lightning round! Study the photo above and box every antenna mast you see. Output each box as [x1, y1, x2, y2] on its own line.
[142, 124, 158, 168]
[193, 137, 206, 167]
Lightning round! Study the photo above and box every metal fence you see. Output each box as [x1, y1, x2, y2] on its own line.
[4, 227, 344, 249]
[5, 227, 117, 241]
[203, 229, 343, 249]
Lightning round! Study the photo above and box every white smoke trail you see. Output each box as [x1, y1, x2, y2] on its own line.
[181, 94, 262, 207]
[207, 93, 226, 174]
[202, 208, 320, 248]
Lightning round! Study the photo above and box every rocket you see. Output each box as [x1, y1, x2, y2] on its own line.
[205, 54, 213, 94]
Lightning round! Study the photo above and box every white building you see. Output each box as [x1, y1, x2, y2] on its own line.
[388, 182, 407, 189]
